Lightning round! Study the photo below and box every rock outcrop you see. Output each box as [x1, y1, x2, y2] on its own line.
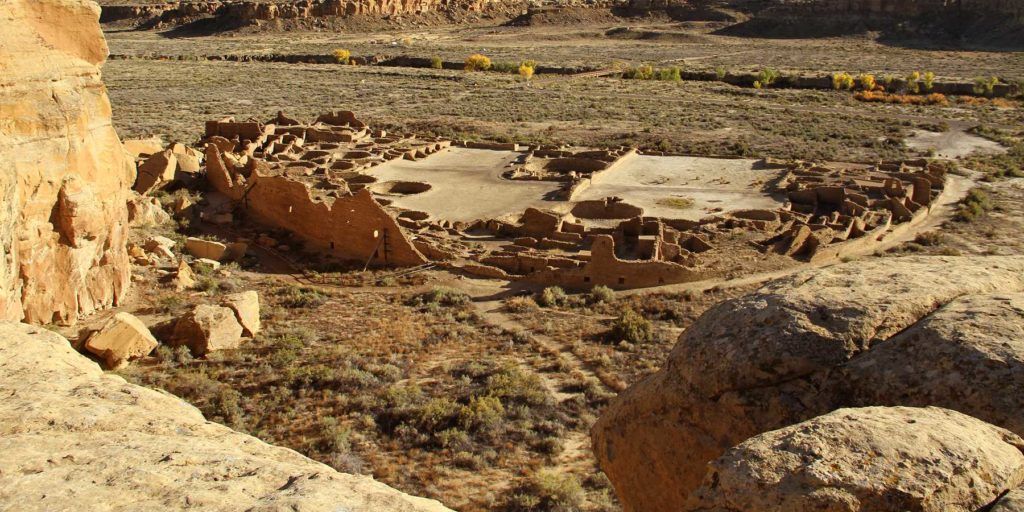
[0, 322, 452, 511]
[688, 406, 1024, 512]
[593, 256, 1024, 512]
[0, 0, 134, 324]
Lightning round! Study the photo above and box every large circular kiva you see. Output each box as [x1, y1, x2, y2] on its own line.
[369, 180, 433, 196]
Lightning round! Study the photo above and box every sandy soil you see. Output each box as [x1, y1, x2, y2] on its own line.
[368, 147, 562, 221]
[578, 154, 785, 219]
[906, 127, 1007, 159]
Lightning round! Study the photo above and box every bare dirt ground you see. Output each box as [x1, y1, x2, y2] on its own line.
[102, 21, 1022, 162]
[578, 154, 784, 219]
[368, 148, 561, 222]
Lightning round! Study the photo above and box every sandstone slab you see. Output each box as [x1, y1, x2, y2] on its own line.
[185, 237, 228, 260]
[83, 312, 158, 369]
[688, 407, 1024, 512]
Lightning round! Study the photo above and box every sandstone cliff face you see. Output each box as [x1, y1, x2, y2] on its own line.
[0, 322, 453, 511]
[99, 0, 510, 26]
[0, 0, 134, 324]
[592, 256, 1024, 512]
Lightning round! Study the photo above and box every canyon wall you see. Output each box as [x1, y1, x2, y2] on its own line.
[0, 0, 134, 325]
[99, 0, 515, 26]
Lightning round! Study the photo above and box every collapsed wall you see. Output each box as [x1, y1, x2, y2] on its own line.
[0, 0, 134, 325]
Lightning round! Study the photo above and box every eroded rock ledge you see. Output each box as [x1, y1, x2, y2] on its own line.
[593, 255, 1024, 512]
[0, 322, 452, 512]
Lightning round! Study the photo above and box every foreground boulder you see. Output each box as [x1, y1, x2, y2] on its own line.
[688, 407, 1024, 512]
[593, 256, 1024, 512]
[0, 0, 134, 324]
[0, 322, 451, 511]
[172, 305, 244, 356]
[83, 312, 158, 369]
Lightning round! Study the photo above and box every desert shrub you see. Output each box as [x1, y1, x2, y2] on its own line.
[963, 142, 1024, 179]
[715, 66, 727, 80]
[853, 91, 947, 106]
[752, 80, 762, 90]
[409, 287, 470, 308]
[608, 308, 654, 344]
[277, 285, 328, 308]
[537, 286, 568, 307]
[922, 71, 935, 92]
[505, 295, 538, 312]
[464, 53, 492, 71]
[622, 64, 654, 80]
[907, 71, 921, 94]
[589, 285, 615, 304]
[757, 68, 780, 87]
[974, 76, 999, 97]
[832, 72, 854, 90]
[882, 74, 896, 91]
[505, 470, 585, 512]
[332, 48, 351, 65]
[913, 231, 946, 247]
[955, 188, 993, 222]
[858, 73, 876, 91]
[518, 62, 535, 81]
[458, 395, 505, 432]
[429, 56, 443, 69]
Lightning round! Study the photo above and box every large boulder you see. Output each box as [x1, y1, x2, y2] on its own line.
[172, 305, 243, 356]
[185, 237, 228, 260]
[222, 291, 261, 337]
[592, 256, 1024, 512]
[688, 407, 1024, 512]
[0, 322, 452, 511]
[0, 0, 134, 324]
[132, 149, 177, 195]
[83, 312, 158, 369]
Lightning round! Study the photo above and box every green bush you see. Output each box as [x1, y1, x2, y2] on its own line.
[491, 61, 519, 74]
[757, 68, 780, 87]
[655, 67, 681, 81]
[922, 71, 935, 92]
[609, 308, 653, 344]
[715, 66, 727, 80]
[429, 56, 443, 69]
[973, 76, 999, 97]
